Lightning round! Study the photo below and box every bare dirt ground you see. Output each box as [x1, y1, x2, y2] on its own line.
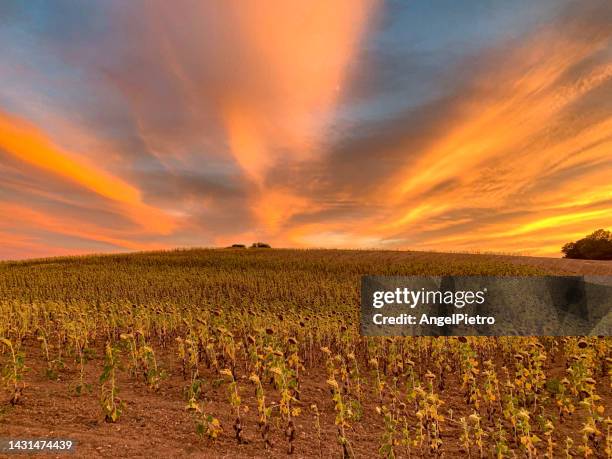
[1, 339, 609, 459]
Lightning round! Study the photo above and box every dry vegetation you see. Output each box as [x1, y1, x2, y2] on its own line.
[0, 249, 610, 458]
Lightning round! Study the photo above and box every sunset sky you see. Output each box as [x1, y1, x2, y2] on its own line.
[1, 0, 611, 259]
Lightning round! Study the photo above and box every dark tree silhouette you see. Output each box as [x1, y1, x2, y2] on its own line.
[251, 242, 271, 248]
[561, 229, 612, 260]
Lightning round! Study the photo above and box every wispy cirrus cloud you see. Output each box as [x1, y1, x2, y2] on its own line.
[280, 0, 612, 255]
[0, 0, 610, 259]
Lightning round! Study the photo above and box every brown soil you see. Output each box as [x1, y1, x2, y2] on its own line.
[1, 339, 609, 459]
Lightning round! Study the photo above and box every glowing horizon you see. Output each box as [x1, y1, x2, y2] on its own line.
[0, 0, 610, 259]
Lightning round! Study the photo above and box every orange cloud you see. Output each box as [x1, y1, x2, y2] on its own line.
[220, 0, 378, 234]
[0, 203, 172, 254]
[0, 111, 176, 235]
[344, 20, 612, 256]
[0, 111, 140, 204]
